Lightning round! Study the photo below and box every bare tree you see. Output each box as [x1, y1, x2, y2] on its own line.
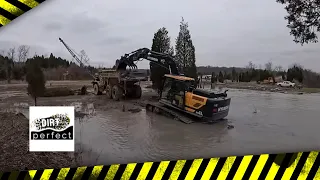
[78, 50, 90, 68]
[265, 61, 273, 72]
[246, 61, 256, 69]
[79, 50, 89, 63]
[274, 65, 283, 72]
[4, 48, 15, 84]
[7, 47, 16, 61]
[17, 45, 30, 62]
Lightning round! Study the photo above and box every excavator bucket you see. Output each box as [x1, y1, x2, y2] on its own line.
[114, 48, 150, 70]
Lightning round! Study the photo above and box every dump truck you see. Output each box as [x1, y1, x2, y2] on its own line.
[91, 69, 144, 101]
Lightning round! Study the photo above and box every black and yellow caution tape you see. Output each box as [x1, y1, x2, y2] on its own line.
[0, 151, 319, 179]
[0, 1, 320, 179]
[0, 0, 40, 26]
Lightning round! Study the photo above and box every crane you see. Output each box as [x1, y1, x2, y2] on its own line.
[58, 37, 95, 78]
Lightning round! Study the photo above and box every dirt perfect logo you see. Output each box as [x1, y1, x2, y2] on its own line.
[31, 113, 73, 140]
[29, 106, 75, 152]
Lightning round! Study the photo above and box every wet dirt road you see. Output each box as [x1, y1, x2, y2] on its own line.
[1, 85, 320, 166]
[74, 89, 320, 165]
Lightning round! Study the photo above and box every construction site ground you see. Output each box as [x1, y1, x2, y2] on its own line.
[1, 80, 320, 172]
[0, 80, 156, 172]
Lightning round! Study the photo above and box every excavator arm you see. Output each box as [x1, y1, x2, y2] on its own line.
[114, 48, 179, 75]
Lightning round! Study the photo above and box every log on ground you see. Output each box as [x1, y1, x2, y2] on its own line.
[42, 87, 75, 97]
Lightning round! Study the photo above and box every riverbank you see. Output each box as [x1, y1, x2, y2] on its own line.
[204, 81, 320, 94]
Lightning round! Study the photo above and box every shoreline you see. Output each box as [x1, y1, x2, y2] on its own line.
[198, 81, 320, 95]
[1, 80, 320, 96]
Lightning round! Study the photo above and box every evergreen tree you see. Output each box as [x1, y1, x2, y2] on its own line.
[26, 61, 46, 106]
[151, 27, 173, 54]
[175, 17, 197, 79]
[245, 71, 250, 82]
[150, 27, 173, 93]
[218, 71, 224, 83]
[239, 73, 243, 82]
[168, 46, 174, 56]
[231, 67, 237, 82]
[287, 64, 304, 83]
[4, 56, 13, 83]
[211, 72, 216, 83]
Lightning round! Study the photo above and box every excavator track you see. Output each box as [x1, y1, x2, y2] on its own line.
[145, 102, 230, 125]
[146, 102, 194, 124]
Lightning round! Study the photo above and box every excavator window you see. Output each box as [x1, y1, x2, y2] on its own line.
[160, 77, 173, 99]
[172, 80, 185, 108]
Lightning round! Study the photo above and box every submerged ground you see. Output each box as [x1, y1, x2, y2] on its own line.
[0, 80, 320, 171]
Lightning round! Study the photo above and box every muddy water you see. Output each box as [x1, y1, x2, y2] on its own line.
[2, 88, 320, 165]
[74, 89, 320, 165]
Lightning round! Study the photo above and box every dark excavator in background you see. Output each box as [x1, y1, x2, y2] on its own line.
[113, 48, 231, 123]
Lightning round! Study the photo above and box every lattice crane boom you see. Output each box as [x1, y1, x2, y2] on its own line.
[58, 37, 95, 78]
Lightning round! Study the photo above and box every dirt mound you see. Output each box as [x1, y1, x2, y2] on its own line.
[0, 112, 73, 172]
[42, 87, 75, 97]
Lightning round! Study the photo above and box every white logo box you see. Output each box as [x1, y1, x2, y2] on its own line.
[29, 106, 75, 152]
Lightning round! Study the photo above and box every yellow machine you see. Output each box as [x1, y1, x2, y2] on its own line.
[147, 74, 231, 123]
[110, 47, 231, 123]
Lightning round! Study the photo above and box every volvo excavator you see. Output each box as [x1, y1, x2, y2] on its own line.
[115, 48, 231, 123]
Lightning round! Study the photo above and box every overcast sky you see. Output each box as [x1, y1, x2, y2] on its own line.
[1, 0, 320, 71]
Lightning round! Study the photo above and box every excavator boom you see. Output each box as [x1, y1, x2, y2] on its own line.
[114, 48, 179, 75]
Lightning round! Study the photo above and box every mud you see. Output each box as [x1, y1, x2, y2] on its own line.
[1, 80, 320, 170]
[0, 112, 73, 172]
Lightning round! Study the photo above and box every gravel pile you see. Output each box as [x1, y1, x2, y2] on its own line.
[0, 112, 74, 172]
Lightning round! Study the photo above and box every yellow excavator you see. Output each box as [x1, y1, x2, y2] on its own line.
[114, 48, 232, 123]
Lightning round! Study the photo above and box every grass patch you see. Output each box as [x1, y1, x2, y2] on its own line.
[301, 88, 320, 93]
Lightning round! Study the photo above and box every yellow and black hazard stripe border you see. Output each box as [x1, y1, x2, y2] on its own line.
[0, 0, 42, 27]
[0, 151, 319, 179]
[0, 1, 320, 180]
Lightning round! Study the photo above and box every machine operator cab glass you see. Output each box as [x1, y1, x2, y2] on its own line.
[160, 74, 195, 107]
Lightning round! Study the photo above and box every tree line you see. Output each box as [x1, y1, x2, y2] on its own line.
[199, 61, 320, 88]
[0, 46, 97, 106]
[0, 46, 96, 82]
[203, 61, 303, 83]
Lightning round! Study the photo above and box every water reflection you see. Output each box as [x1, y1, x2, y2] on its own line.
[2, 89, 320, 165]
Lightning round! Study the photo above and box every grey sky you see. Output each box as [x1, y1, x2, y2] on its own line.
[1, 0, 320, 71]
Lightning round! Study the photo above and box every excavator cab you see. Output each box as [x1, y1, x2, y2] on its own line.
[158, 74, 231, 122]
[160, 74, 195, 109]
